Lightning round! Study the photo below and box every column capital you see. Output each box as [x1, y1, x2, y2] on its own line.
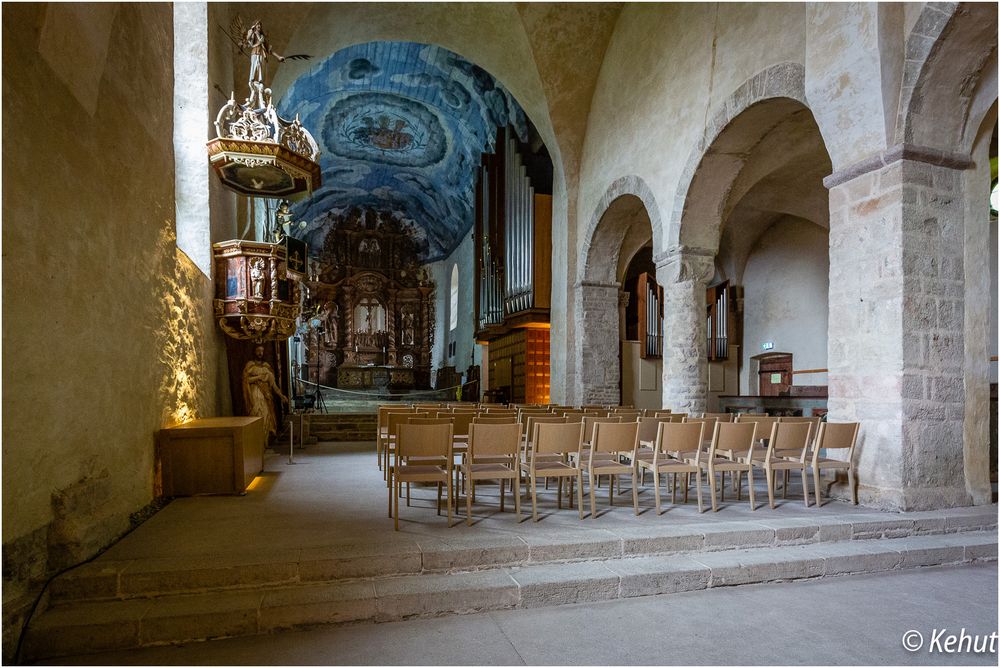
[618, 290, 630, 308]
[655, 245, 715, 284]
[823, 142, 973, 189]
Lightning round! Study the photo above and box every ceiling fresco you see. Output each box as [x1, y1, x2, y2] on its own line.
[278, 41, 530, 262]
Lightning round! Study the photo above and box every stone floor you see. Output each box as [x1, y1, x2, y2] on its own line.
[52, 563, 998, 665]
[100, 441, 889, 563]
[24, 442, 997, 663]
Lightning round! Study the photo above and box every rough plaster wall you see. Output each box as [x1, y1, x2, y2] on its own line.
[2, 3, 221, 589]
[991, 215, 998, 385]
[621, 342, 662, 410]
[427, 229, 477, 385]
[740, 218, 830, 392]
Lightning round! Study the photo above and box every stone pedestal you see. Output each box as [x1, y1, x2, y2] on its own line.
[657, 249, 714, 414]
[825, 151, 974, 510]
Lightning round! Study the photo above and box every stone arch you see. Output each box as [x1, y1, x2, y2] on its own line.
[574, 176, 661, 405]
[667, 62, 809, 254]
[896, 2, 998, 153]
[580, 175, 663, 284]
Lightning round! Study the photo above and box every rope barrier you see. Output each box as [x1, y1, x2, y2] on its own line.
[295, 378, 479, 400]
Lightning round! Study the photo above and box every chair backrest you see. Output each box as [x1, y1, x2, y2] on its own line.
[468, 422, 521, 459]
[479, 403, 506, 409]
[562, 413, 584, 423]
[485, 408, 517, 416]
[396, 422, 453, 460]
[591, 421, 639, 456]
[407, 417, 453, 426]
[779, 416, 822, 441]
[518, 409, 552, 422]
[412, 403, 444, 409]
[652, 410, 672, 417]
[668, 413, 688, 422]
[636, 416, 671, 444]
[473, 415, 518, 425]
[736, 415, 780, 437]
[378, 406, 414, 430]
[814, 422, 860, 458]
[765, 421, 812, 462]
[656, 421, 705, 459]
[709, 421, 757, 458]
[612, 410, 642, 421]
[387, 411, 416, 438]
[582, 415, 622, 443]
[525, 415, 567, 442]
[702, 412, 735, 422]
[683, 417, 718, 431]
[532, 421, 584, 457]
[450, 412, 477, 437]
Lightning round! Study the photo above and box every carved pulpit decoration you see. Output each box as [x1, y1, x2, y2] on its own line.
[301, 206, 435, 390]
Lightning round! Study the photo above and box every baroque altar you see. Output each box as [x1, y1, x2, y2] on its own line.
[302, 206, 435, 391]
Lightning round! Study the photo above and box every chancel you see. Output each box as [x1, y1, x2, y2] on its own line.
[3, 2, 998, 665]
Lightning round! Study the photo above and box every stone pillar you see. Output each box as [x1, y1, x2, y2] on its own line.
[574, 281, 621, 406]
[825, 149, 972, 510]
[657, 248, 714, 414]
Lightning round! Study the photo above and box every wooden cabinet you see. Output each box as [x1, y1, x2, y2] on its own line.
[157, 417, 264, 496]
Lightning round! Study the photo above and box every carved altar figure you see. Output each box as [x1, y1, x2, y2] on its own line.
[249, 257, 266, 299]
[321, 301, 339, 347]
[359, 237, 380, 266]
[401, 307, 415, 346]
[242, 345, 288, 439]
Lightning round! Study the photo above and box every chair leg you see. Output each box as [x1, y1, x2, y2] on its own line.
[747, 468, 756, 511]
[654, 469, 662, 515]
[631, 471, 639, 516]
[466, 476, 474, 526]
[515, 471, 522, 520]
[684, 473, 690, 503]
[532, 475, 539, 522]
[394, 480, 400, 531]
[694, 469, 704, 513]
[437, 482, 442, 516]
[557, 477, 563, 509]
[709, 470, 718, 512]
[577, 473, 584, 520]
[783, 469, 789, 499]
[590, 474, 597, 519]
[406, 482, 411, 507]
[500, 479, 506, 512]
[800, 468, 810, 507]
[446, 475, 453, 528]
[848, 468, 858, 505]
[388, 470, 394, 519]
[766, 468, 775, 509]
[672, 473, 677, 504]
[736, 469, 742, 502]
[813, 466, 823, 507]
[720, 472, 726, 502]
[609, 475, 614, 507]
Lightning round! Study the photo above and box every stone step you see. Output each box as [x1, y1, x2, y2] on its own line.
[45, 506, 997, 604]
[23, 531, 997, 660]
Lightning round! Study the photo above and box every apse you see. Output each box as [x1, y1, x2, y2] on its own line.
[278, 41, 531, 262]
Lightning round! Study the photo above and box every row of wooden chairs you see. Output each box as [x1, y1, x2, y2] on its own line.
[386, 411, 859, 529]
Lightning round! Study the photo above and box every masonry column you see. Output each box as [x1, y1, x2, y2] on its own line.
[826, 148, 972, 510]
[574, 281, 621, 406]
[657, 248, 714, 414]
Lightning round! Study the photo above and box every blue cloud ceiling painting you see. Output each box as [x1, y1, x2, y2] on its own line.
[278, 41, 530, 262]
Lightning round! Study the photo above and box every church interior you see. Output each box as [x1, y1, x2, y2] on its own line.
[2, 2, 998, 664]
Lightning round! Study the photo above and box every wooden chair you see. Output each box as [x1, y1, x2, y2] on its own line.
[744, 421, 813, 508]
[811, 422, 860, 506]
[464, 422, 522, 524]
[524, 421, 585, 521]
[582, 421, 640, 517]
[630, 417, 672, 486]
[612, 410, 642, 422]
[377, 406, 413, 473]
[485, 408, 517, 417]
[391, 422, 455, 530]
[473, 415, 517, 424]
[524, 415, 568, 490]
[690, 422, 757, 512]
[701, 412, 735, 422]
[667, 413, 688, 422]
[652, 410, 673, 418]
[641, 421, 705, 514]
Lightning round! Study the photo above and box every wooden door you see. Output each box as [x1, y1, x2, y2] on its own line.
[758, 353, 793, 396]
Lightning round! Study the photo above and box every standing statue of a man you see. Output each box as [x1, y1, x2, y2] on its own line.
[242, 345, 289, 441]
[245, 20, 285, 92]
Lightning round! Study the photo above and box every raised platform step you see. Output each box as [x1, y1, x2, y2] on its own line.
[305, 413, 377, 441]
[23, 531, 997, 660]
[22, 504, 998, 661]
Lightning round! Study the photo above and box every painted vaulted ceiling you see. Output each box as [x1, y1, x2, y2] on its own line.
[278, 41, 529, 262]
